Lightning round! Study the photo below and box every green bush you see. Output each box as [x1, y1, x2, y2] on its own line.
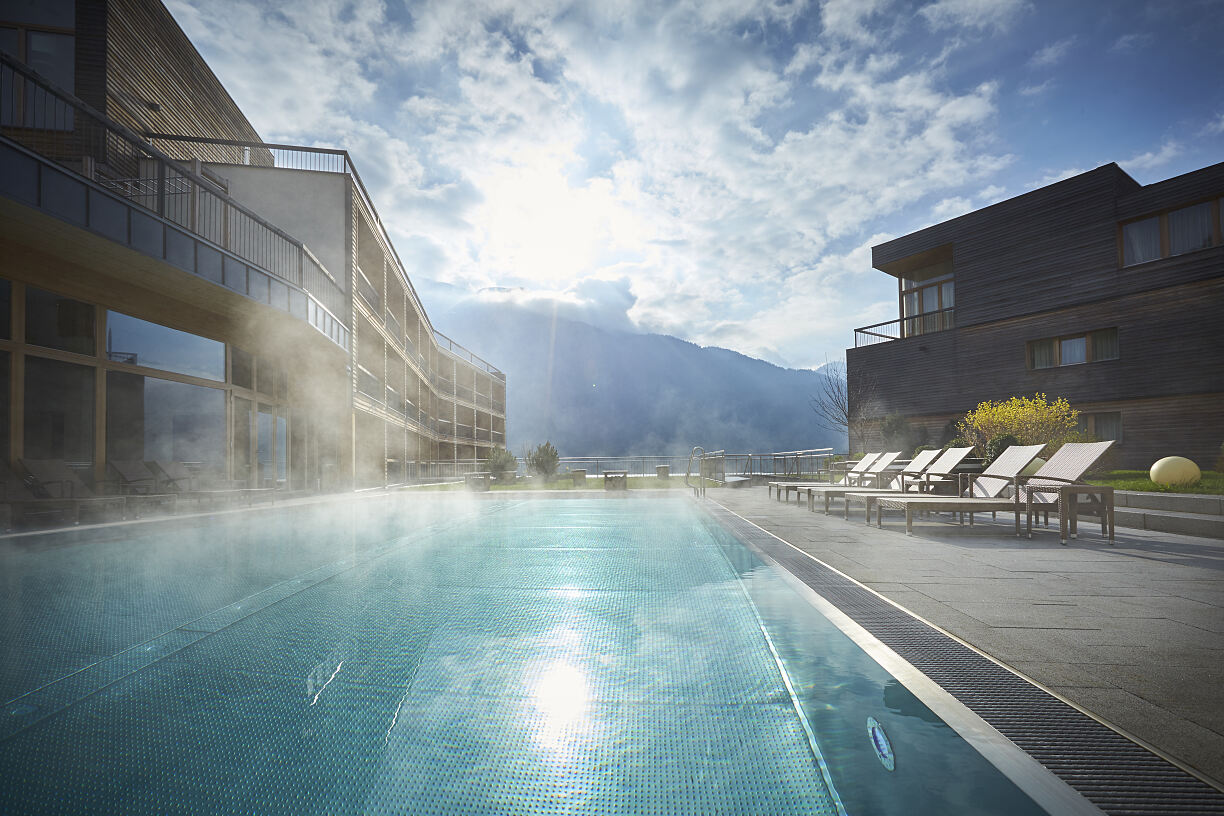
[983, 434, 1019, 467]
[912, 444, 937, 458]
[957, 393, 1083, 457]
[483, 447, 518, 482]
[526, 441, 560, 479]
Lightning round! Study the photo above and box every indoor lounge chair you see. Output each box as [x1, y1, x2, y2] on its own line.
[16, 459, 127, 523]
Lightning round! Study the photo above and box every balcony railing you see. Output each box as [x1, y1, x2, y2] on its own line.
[0, 52, 348, 337]
[144, 132, 506, 384]
[854, 307, 955, 347]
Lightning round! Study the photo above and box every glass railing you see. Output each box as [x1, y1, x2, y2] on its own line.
[0, 52, 348, 344]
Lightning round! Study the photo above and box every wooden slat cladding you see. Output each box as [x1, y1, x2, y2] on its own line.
[74, 0, 108, 112]
[103, 0, 261, 150]
[1117, 160, 1224, 219]
[848, 278, 1224, 467]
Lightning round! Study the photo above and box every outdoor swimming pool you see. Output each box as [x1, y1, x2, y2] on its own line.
[0, 495, 1097, 814]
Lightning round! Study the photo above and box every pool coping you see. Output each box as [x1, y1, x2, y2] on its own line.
[701, 497, 1224, 815]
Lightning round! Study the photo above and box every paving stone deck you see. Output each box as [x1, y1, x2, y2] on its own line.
[708, 486, 1224, 788]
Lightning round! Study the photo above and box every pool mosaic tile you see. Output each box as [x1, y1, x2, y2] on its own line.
[365, 694, 840, 816]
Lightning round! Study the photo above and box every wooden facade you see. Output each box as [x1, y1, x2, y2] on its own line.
[847, 162, 1224, 470]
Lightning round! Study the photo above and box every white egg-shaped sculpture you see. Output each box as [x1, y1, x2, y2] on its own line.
[1149, 456, 1201, 487]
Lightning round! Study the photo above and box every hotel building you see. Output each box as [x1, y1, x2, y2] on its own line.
[0, 0, 506, 492]
[847, 161, 1223, 470]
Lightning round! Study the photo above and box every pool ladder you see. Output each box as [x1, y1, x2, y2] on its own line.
[685, 447, 705, 498]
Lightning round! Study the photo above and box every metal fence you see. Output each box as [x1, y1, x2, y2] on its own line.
[0, 52, 347, 324]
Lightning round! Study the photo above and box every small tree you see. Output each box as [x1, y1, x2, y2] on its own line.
[483, 447, 518, 482]
[957, 394, 1082, 457]
[810, 359, 878, 453]
[527, 441, 559, 479]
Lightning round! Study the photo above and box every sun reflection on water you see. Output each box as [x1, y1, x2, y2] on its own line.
[531, 661, 591, 759]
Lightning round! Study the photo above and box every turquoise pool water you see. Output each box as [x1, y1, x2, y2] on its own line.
[1, 497, 1065, 814]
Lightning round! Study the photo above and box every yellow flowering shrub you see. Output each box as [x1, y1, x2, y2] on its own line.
[956, 394, 1083, 456]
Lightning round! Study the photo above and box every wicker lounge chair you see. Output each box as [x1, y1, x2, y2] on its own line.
[842, 446, 975, 522]
[107, 460, 179, 516]
[1018, 440, 1115, 544]
[871, 444, 1045, 536]
[794, 452, 903, 513]
[16, 459, 127, 523]
[769, 452, 880, 501]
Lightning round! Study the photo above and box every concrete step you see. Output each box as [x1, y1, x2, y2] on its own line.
[1114, 490, 1223, 516]
[1114, 507, 1224, 539]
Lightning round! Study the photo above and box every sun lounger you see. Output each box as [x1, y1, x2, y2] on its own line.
[108, 460, 179, 517]
[147, 460, 273, 509]
[794, 452, 903, 513]
[871, 444, 1045, 536]
[1018, 440, 1115, 544]
[872, 442, 1115, 544]
[843, 446, 975, 521]
[769, 452, 880, 501]
[16, 459, 127, 523]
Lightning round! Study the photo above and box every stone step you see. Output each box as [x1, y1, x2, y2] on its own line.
[1114, 507, 1224, 539]
[1114, 490, 1223, 516]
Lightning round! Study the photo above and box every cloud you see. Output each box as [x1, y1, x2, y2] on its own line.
[1028, 36, 1075, 68]
[919, 0, 1030, 33]
[931, 196, 973, 221]
[1018, 79, 1052, 96]
[1205, 112, 1224, 135]
[1121, 140, 1182, 171]
[167, 0, 1025, 371]
[1110, 33, 1151, 53]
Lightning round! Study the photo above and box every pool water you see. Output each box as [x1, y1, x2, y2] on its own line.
[1, 496, 1060, 814]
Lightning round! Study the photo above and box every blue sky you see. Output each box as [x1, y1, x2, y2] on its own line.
[167, 0, 1224, 369]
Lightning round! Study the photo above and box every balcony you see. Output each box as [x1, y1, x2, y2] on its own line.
[855, 307, 955, 347]
[0, 52, 348, 349]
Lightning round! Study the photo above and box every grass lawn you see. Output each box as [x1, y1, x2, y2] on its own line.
[1088, 470, 1224, 495]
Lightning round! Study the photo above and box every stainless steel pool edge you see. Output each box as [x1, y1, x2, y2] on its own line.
[699, 499, 1224, 815]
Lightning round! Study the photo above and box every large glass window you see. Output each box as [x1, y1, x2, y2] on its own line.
[233, 397, 252, 485]
[105, 311, 225, 381]
[24, 356, 94, 463]
[106, 372, 226, 474]
[1168, 202, 1213, 256]
[1079, 412, 1123, 443]
[232, 348, 254, 390]
[900, 272, 954, 337]
[26, 287, 94, 354]
[1029, 328, 1118, 369]
[1060, 336, 1087, 366]
[1122, 217, 1161, 266]
[257, 405, 274, 485]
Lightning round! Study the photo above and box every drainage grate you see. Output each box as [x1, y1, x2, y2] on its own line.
[702, 502, 1224, 816]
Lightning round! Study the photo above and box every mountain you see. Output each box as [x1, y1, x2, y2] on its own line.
[426, 295, 842, 458]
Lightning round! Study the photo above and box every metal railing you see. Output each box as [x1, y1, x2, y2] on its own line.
[143, 131, 506, 384]
[558, 454, 692, 477]
[854, 307, 955, 347]
[0, 52, 348, 330]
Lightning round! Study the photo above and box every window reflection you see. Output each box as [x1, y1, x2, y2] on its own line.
[25, 356, 94, 463]
[0, 352, 9, 463]
[232, 348, 254, 390]
[0, 279, 9, 338]
[106, 311, 225, 381]
[106, 372, 226, 475]
[26, 287, 95, 355]
[234, 397, 252, 485]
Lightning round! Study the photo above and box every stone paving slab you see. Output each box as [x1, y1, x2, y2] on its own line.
[708, 487, 1224, 787]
